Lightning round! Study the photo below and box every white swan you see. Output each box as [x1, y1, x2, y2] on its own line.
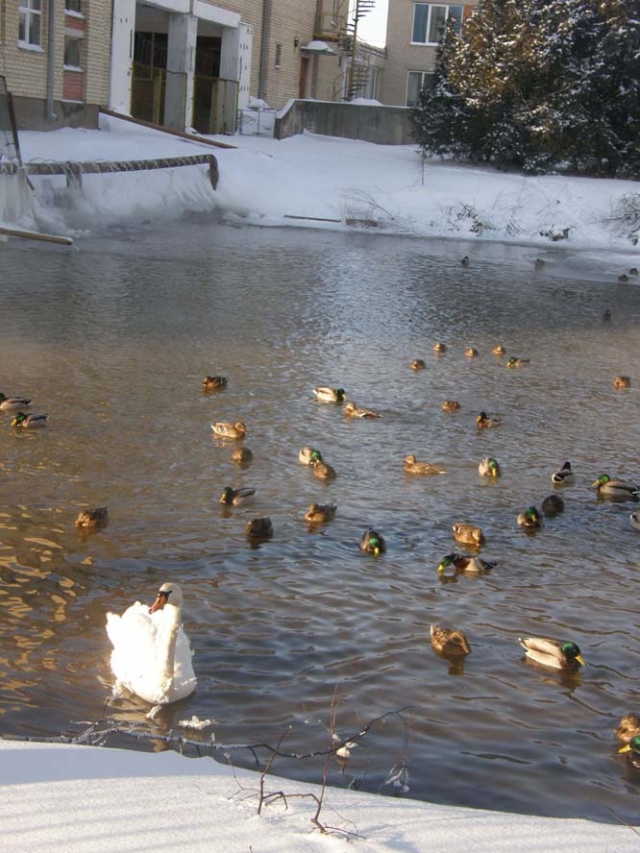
[106, 581, 197, 705]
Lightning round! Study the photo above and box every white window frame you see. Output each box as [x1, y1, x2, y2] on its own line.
[411, 3, 463, 46]
[18, 0, 42, 48]
[406, 70, 434, 107]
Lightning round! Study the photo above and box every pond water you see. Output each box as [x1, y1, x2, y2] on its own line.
[1, 221, 640, 823]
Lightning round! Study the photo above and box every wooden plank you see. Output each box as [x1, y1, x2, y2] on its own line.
[99, 107, 237, 150]
[0, 225, 73, 245]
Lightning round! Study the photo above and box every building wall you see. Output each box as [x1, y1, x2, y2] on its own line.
[381, 0, 477, 106]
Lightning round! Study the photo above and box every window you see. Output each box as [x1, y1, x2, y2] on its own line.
[275, 43, 282, 68]
[65, 0, 81, 12]
[18, 0, 42, 48]
[412, 4, 463, 45]
[64, 37, 81, 68]
[406, 70, 434, 107]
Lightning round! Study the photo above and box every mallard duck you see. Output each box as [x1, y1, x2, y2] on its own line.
[245, 517, 273, 539]
[313, 387, 347, 403]
[542, 494, 564, 517]
[619, 273, 629, 283]
[359, 529, 386, 555]
[478, 457, 500, 478]
[437, 553, 496, 576]
[211, 421, 246, 440]
[630, 268, 639, 276]
[517, 506, 542, 528]
[464, 347, 479, 358]
[403, 454, 445, 475]
[461, 256, 470, 267]
[304, 502, 337, 524]
[430, 624, 471, 656]
[534, 258, 545, 270]
[433, 342, 447, 354]
[617, 735, 640, 767]
[219, 486, 256, 506]
[312, 459, 337, 480]
[615, 713, 640, 744]
[202, 375, 227, 391]
[551, 461, 574, 485]
[452, 523, 485, 547]
[231, 447, 253, 464]
[75, 507, 109, 530]
[11, 411, 48, 428]
[106, 581, 196, 705]
[299, 446, 322, 465]
[630, 512, 640, 531]
[506, 357, 530, 368]
[492, 344, 506, 355]
[441, 400, 460, 413]
[0, 393, 31, 412]
[592, 474, 640, 500]
[602, 309, 612, 322]
[613, 375, 631, 389]
[476, 411, 501, 429]
[518, 636, 585, 670]
[409, 359, 426, 371]
[343, 401, 382, 419]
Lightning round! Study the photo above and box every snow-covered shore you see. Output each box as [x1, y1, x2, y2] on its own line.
[2, 739, 639, 853]
[3, 113, 639, 259]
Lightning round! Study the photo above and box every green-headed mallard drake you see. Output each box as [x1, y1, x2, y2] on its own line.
[476, 411, 501, 429]
[615, 713, 640, 744]
[245, 517, 273, 539]
[403, 454, 445, 475]
[430, 624, 471, 656]
[313, 386, 347, 403]
[211, 421, 246, 440]
[630, 511, 640, 531]
[464, 347, 478, 358]
[452, 523, 485, 547]
[409, 359, 426, 371]
[551, 461, 574, 485]
[592, 474, 640, 500]
[0, 393, 31, 412]
[619, 273, 629, 283]
[304, 502, 337, 524]
[518, 636, 585, 670]
[613, 375, 631, 390]
[437, 553, 496, 576]
[299, 446, 322, 465]
[231, 447, 253, 464]
[312, 459, 337, 480]
[344, 401, 382, 419]
[461, 256, 470, 267]
[202, 375, 227, 391]
[11, 411, 48, 428]
[433, 342, 447, 354]
[617, 735, 640, 767]
[506, 357, 530, 368]
[441, 400, 460, 413]
[492, 344, 506, 356]
[219, 486, 256, 506]
[74, 507, 109, 530]
[517, 506, 542, 528]
[478, 457, 500, 478]
[359, 529, 386, 556]
[542, 494, 564, 517]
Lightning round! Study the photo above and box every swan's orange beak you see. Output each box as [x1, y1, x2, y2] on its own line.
[149, 591, 168, 613]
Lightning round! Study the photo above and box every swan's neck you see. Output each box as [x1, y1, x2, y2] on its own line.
[158, 604, 181, 689]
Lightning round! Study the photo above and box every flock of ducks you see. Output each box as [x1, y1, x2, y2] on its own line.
[6, 335, 639, 758]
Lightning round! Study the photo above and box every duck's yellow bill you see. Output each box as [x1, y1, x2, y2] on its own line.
[618, 743, 631, 753]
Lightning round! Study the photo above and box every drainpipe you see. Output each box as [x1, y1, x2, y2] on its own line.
[258, 0, 271, 100]
[46, 0, 57, 120]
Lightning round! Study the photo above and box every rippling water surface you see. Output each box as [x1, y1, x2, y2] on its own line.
[1, 222, 640, 822]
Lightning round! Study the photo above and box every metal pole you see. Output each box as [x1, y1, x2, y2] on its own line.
[258, 0, 271, 100]
[46, 0, 56, 119]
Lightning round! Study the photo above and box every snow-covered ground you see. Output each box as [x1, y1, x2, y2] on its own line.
[2, 113, 639, 263]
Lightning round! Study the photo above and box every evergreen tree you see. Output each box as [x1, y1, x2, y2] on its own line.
[411, 0, 640, 176]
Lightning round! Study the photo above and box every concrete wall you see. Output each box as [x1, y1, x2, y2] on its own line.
[274, 100, 415, 145]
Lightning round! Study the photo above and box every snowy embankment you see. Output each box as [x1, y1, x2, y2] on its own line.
[2, 113, 639, 253]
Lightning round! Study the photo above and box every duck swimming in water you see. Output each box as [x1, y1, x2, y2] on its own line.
[430, 624, 471, 656]
[518, 636, 585, 670]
